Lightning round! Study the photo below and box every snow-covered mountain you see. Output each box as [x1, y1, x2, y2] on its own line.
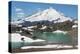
[25, 7, 72, 23]
[11, 7, 73, 27]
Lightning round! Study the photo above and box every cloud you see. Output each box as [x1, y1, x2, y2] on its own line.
[17, 12, 25, 15]
[16, 8, 23, 12]
[16, 12, 25, 18]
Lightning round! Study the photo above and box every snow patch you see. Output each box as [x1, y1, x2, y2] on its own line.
[22, 27, 28, 30]
[27, 26, 37, 29]
[74, 20, 78, 24]
[40, 26, 47, 29]
[72, 25, 78, 28]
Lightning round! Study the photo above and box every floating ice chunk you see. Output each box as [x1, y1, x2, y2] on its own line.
[53, 30, 67, 34]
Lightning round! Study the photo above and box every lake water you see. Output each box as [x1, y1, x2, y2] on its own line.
[33, 32, 72, 44]
[10, 32, 73, 49]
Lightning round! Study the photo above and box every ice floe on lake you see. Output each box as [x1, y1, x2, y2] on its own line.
[53, 30, 67, 34]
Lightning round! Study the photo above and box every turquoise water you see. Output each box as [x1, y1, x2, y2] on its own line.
[10, 42, 32, 49]
[10, 32, 72, 49]
[33, 32, 72, 44]
[11, 42, 22, 49]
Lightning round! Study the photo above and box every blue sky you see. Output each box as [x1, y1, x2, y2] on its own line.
[9, 1, 78, 21]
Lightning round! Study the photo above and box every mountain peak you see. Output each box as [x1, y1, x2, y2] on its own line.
[24, 7, 72, 22]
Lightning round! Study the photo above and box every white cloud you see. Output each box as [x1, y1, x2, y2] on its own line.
[16, 8, 23, 12]
[17, 12, 25, 15]
[17, 12, 25, 17]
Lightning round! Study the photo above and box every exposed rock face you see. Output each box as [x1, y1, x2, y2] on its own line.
[67, 28, 78, 45]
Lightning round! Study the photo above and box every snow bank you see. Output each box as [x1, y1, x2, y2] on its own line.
[11, 33, 22, 42]
[53, 30, 67, 34]
[33, 39, 45, 42]
[21, 36, 45, 42]
[21, 45, 58, 49]
[11, 33, 45, 42]
[21, 45, 73, 49]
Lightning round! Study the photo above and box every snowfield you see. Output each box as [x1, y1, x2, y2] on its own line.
[11, 33, 45, 42]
